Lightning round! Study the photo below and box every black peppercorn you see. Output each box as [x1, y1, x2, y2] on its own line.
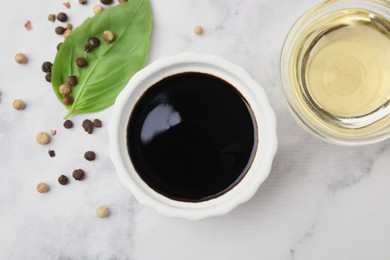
[57, 42, 63, 51]
[58, 175, 69, 185]
[82, 119, 94, 134]
[55, 26, 66, 35]
[73, 169, 85, 180]
[45, 73, 52, 83]
[84, 151, 96, 161]
[100, 0, 113, 4]
[79, 0, 88, 4]
[84, 43, 93, 52]
[76, 57, 87, 68]
[67, 75, 78, 86]
[57, 12, 68, 22]
[93, 119, 102, 128]
[63, 120, 73, 129]
[88, 37, 100, 48]
[63, 95, 73, 105]
[48, 150, 56, 158]
[41, 61, 52, 73]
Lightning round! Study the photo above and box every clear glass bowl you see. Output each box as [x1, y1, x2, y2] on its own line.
[281, 0, 390, 146]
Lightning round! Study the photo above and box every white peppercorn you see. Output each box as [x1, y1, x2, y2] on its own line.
[103, 31, 115, 43]
[93, 5, 104, 14]
[59, 84, 71, 95]
[194, 26, 203, 35]
[36, 183, 49, 193]
[36, 132, 51, 145]
[13, 99, 26, 110]
[96, 206, 110, 218]
[15, 53, 28, 64]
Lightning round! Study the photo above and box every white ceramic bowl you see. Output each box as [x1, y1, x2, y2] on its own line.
[109, 53, 277, 220]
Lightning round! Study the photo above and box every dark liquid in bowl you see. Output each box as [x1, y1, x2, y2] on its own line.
[127, 72, 257, 202]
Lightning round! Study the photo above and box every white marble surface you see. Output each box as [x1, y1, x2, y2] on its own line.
[1, 0, 390, 259]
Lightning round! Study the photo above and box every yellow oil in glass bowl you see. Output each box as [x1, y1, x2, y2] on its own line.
[281, 0, 390, 145]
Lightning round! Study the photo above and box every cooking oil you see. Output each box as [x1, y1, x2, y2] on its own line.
[295, 9, 390, 130]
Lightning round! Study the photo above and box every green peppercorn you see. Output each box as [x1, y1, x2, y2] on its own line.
[48, 14, 56, 22]
[67, 75, 78, 86]
[76, 57, 87, 67]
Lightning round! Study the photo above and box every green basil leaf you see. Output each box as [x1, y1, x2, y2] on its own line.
[52, 0, 152, 119]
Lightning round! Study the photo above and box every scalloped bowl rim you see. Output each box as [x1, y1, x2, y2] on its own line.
[109, 53, 277, 220]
